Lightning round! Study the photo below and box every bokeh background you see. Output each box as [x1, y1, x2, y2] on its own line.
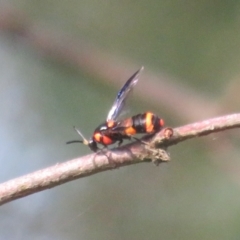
[1, 1, 240, 239]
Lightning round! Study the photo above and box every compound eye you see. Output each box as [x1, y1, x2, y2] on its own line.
[88, 140, 98, 152]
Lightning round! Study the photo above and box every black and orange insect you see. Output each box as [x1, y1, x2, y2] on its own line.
[67, 67, 164, 152]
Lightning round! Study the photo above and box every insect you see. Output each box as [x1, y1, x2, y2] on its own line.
[67, 67, 164, 152]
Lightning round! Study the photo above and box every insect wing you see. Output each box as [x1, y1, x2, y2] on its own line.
[106, 67, 144, 122]
[110, 118, 133, 133]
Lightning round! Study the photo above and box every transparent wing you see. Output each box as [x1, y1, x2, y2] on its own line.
[106, 66, 144, 122]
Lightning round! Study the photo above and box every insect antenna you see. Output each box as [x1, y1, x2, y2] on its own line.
[66, 127, 89, 146]
[66, 140, 83, 144]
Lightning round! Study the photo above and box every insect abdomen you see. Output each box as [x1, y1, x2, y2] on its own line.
[132, 112, 164, 134]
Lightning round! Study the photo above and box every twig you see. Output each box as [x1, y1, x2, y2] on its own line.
[0, 113, 239, 206]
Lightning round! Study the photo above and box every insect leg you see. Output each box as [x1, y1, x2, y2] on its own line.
[117, 139, 123, 147]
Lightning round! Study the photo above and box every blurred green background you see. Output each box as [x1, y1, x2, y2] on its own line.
[1, 1, 240, 239]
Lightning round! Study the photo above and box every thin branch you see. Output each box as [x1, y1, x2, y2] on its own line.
[157, 113, 240, 146]
[0, 113, 239, 206]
